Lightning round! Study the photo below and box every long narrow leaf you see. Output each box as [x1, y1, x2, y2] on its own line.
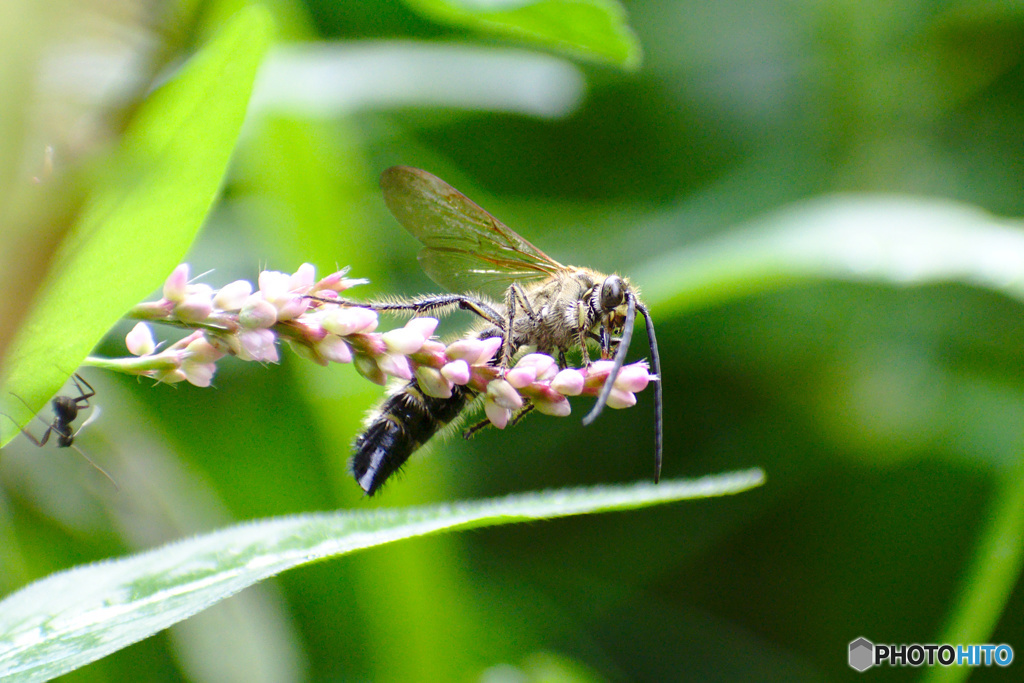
[0, 470, 764, 681]
[0, 6, 272, 444]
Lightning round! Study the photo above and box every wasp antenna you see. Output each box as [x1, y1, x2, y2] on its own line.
[637, 303, 663, 483]
[70, 443, 120, 491]
[582, 294, 636, 427]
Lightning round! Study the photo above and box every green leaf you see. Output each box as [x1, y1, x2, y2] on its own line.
[636, 195, 1024, 313]
[0, 6, 272, 445]
[0, 471, 764, 680]
[400, 0, 641, 69]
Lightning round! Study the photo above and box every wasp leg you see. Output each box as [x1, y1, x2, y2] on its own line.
[500, 283, 536, 369]
[308, 293, 505, 328]
[463, 403, 535, 439]
[369, 294, 505, 328]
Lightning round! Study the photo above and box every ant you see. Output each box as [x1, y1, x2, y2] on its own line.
[3, 373, 117, 488]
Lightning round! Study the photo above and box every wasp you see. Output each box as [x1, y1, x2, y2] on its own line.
[351, 166, 662, 495]
[3, 373, 117, 487]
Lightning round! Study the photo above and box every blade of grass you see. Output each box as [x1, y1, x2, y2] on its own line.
[924, 456, 1024, 683]
[0, 470, 763, 681]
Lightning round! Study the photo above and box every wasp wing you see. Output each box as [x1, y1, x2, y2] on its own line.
[380, 166, 564, 297]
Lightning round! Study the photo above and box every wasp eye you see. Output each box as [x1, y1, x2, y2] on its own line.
[600, 276, 625, 311]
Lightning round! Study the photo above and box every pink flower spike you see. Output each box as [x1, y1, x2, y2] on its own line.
[415, 366, 453, 399]
[445, 339, 484, 362]
[613, 362, 652, 393]
[126, 322, 156, 356]
[213, 279, 252, 311]
[378, 353, 413, 380]
[605, 388, 637, 409]
[550, 368, 585, 396]
[382, 327, 427, 355]
[487, 379, 523, 410]
[441, 359, 471, 385]
[484, 399, 511, 429]
[317, 336, 353, 364]
[289, 263, 316, 292]
[322, 307, 378, 336]
[163, 264, 189, 303]
[505, 366, 537, 389]
[475, 337, 503, 365]
[239, 295, 278, 329]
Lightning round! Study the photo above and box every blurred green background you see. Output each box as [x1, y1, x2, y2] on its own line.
[3, 0, 1024, 681]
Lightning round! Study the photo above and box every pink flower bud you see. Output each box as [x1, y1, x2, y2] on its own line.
[237, 329, 279, 362]
[182, 361, 216, 387]
[605, 388, 637, 409]
[274, 295, 310, 322]
[382, 327, 426, 355]
[315, 267, 369, 292]
[445, 339, 484, 362]
[533, 393, 571, 417]
[174, 285, 214, 323]
[378, 353, 413, 380]
[163, 264, 189, 303]
[613, 362, 653, 393]
[476, 337, 503, 365]
[354, 354, 387, 385]
[126, 322, 156, 356]
[484, 398, 511, 429]
[317, 336, 353, 364]
[441, 359, 471, 385]
[213, 280, 253, 311]
[487, 379, 523, 410]
[239, 295, 279, 328]
[258, 270, 290, 300]
[415, 366, 453, 399]
[405, 317, 438, 339]
[185, 336, 225, 363]
[550, 368, 585, 396]
[322, 307, 378, 336]
[419, 339, 447, 356]
[505, 366, 537, 389]
[156, 368, 187, 384]
[515, 353, 557, 379]
[289, 263, 316, 292]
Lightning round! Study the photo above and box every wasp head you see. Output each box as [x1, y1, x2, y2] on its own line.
[583, 273, 664, 483]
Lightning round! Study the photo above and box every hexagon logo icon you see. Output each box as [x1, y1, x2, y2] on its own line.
[849, 638, 874, 672]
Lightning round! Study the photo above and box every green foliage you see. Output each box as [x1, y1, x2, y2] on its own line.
[0, 6, 272, 442]
[399, 0, 641, 68]
[0, 472, 763, 680]
[2, 0, 1024, 681]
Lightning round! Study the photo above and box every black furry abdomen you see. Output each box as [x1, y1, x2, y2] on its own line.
[351, 380, 472, 495]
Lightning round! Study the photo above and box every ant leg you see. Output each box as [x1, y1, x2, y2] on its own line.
[71, 373, 96, 404]
[5, 394, 56, 446]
